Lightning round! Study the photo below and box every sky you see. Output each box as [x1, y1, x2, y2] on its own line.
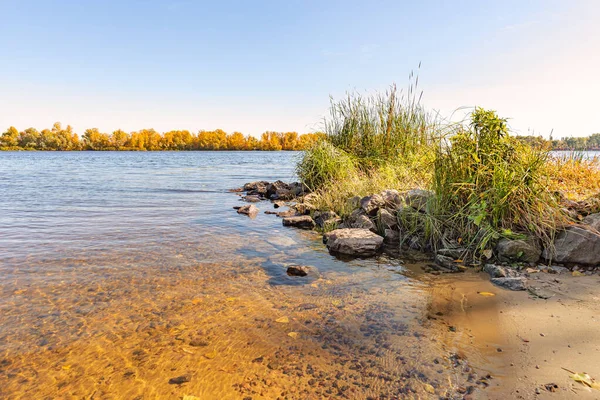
[0, 0, 598, 138]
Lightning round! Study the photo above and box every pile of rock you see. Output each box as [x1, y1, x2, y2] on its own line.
[232, 180, 600, 289]
[240, 180, 308, 202]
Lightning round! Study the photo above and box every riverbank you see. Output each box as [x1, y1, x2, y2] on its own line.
[431, 268, 600, 399]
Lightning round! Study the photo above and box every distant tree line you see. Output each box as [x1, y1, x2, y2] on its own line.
[0, 123, 323, 151]
[516, 133, 600, 151]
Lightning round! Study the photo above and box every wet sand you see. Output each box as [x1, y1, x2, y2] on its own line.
[427, 268, 600, 399]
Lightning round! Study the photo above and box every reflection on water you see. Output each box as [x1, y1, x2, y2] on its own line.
[0, 152, 505, 399]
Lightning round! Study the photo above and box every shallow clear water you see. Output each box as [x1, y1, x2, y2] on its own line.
[0, 151, 506, 399]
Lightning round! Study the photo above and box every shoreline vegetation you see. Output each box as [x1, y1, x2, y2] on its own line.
[234, 78, 600, 291]
[0, 125, 322, 151]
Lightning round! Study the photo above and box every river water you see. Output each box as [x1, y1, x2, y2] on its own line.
[0, 151, 508, 399]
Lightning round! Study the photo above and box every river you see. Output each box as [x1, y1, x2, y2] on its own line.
[0, 151, 507, 399]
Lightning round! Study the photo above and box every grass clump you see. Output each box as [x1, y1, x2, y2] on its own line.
[430, 107, 567, 254]
[296, 140, 357, 190]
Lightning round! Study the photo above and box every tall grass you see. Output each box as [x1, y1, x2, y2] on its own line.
[430, 108, 567, 255]
[298, 78, 596, 259]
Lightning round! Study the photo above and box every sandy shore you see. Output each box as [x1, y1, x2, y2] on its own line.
[426, 268, 600, 399]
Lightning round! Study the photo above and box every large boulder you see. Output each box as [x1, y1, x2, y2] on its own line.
[324, 228, 384, 257]
[360, 194, 385, 216]
[282, 215, 316, 230]
[542, 226, 600, 265]
[495, 238, 541, 264]
[342, 209, 376, 231]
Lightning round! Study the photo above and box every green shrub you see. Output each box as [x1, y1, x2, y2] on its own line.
[296, 140, 356, 190]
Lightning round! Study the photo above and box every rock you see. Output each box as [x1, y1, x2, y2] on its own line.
[243, 181, 270, 192]
[314, 211, 341, 229]
[437, 247, 466, 259]
[276, 209, 297, 218]
[360, 194, 385, 216]
[243, 195, 262, 203]
[273, 188, 294, 200]
[347, 196, 361, 210]
[380, 189, 403, 209]
[404, 189, 433, 211]
[343, 209, 376, 231]
[546, 265, 568, 274]
[168, 374, 192, 384]
[490, 277, 527, 291]
[484, 264, 520, 278]
[496, 238, 541, 264]
[377, 208, 397, 229]
[273, 200, 285, 208]
[542, 227, 600, 266]
[237, 204, 259, 218]
[266, 180, 290, 199]
[435, 254, 458, 271]
[324, 228, 384, 257]
[583, 213, 600, 231]
[289, 182, 308, 197]
[282, 215, 316, 230]
[383, 229, 399, 245]
[286, 265, 310, 277]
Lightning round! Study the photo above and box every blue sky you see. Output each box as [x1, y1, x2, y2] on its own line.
[0, 0, 598, 137]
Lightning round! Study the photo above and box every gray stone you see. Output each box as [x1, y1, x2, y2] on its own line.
[490, 277, 527, 291]
[404, 189, 433, 211]
[243, 181, 270, 192]
[484, 263, 520, 278]
[383, 229, 399, 245]
[496, 238, 541, 264]
[314, 211, 341, 229]
[273, 188, 294, 200]
[360, 194, 385, 216]
[282, 215, 315, 230]
[583, 213, 600, 231]
[266, 180, 290, 199]
[343, 209, 375, 231]
[542, 227, 600, 265]
[380, 189, 403, 209]
[243, 195, 262, 203]
[377, 208, 397, 230]
[324, 228, 384, 257]
[546, 265, 569, 274]
[435, 254, 458, 271]
[237, 204, 259, 218]
[437, 247, 466, 259]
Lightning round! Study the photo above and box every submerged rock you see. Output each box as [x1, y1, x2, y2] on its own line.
[237, 204, 259, 218]
[542, 227, 600, 266]
[168, 374, 192, 385]
[434, 254, 459, 271]
[282, 215, 316, 230]
[243, 195, 262, 203]
[323, 228, 383, 256]
[286, 265, 313, 277]
[490, 277, 527, 291]
[496, 238, 541, 264]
